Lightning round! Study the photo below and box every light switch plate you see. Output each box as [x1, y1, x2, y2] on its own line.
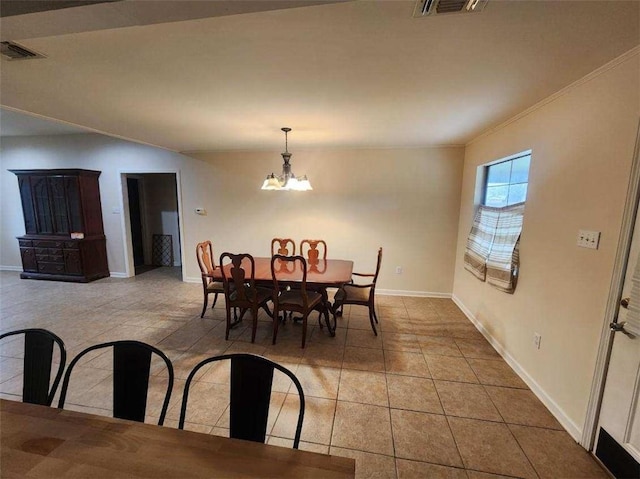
[577, 230, 600, 249]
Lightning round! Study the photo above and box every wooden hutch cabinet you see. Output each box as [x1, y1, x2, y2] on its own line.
[11, 169, 109, 282]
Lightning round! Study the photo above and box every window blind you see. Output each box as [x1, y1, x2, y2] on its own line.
[486, 203, 524, 293]
[464, 203, 524, 293]
[464, 206, 499, 281]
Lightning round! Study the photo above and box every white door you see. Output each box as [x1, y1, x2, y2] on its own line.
[595, 197, 640, 477]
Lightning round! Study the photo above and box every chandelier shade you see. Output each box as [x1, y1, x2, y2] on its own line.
[261, 127, 312, 191]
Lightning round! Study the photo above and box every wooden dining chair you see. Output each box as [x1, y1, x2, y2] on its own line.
[196, 241, 225, 318]
[0, 328, 66, 406]
[271, 255, 330, 348]
[219, 252, 272, 343]
[300, 239, 327, 263]
[271, 238, 296, 256]
[179, 353, 305, 449]
[334, 247, 383, 335]
[58, 340, 174, 425]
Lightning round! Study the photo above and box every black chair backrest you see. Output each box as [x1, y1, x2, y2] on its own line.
[0, 328, 66, 406]
[179, 353, 305, 448]
[57, 340, 174, 425]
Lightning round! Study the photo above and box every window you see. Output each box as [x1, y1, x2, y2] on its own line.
[464, 151, 530, 293]
[484, 153, 530, 207]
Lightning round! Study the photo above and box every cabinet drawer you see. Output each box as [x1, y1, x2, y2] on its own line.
[35, 248, 63, 256]
[18, 239, 33, 247]
[33, 240, 64, 248]
[38, 262, 65, 274]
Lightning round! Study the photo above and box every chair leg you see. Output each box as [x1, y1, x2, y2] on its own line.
[251, 307, 258, 343]
[201, 294, 209, 318]
[225, 307, 231, 340]
[301, 314, 308, 348]
[371, 299, 378, 324]
[212, 293, 218, 309]
[272, 307, 280, 345]
[322, 304, 335, 337]
[368, 308, 378, 336]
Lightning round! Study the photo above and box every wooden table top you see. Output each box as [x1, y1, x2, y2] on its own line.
[0, 399, 356, 478]
[215, 257, 354, 288]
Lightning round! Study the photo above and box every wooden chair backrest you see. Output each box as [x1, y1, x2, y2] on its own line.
[196, 241, 215, 276]
[372, 247, 383, 284]
[271, 254, 311, 303]
[300, 239, 327, 264]
[219, 252, 258, 307]
[271, 238, 296, 256]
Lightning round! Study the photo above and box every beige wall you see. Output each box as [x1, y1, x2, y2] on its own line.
[452, 52, 640, 438]
[188, 147, 464, 294]
[0, 138, 464, 295]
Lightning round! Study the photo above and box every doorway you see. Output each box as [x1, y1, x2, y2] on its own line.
[594, 195, 640, 477]
[124, 173, 182, 277]
[587, 123, 640, 478]
[127, 177, 146, 271]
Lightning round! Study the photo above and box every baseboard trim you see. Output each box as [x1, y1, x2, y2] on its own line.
[180, 281, 450, 298]
[377, 289, 451, 298]
[452, 294, 583, 442]
[109, 272, 128, 278]
[0, 266, 23, 272]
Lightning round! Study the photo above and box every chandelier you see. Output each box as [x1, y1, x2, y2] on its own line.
[261, 127, 312, 191]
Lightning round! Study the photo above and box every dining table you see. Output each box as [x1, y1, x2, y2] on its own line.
[213, 257, 354, 332]
[214, 257, 353, 290]
[0, 399, 356, 478]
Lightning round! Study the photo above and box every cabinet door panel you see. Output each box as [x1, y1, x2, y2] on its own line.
[65, 176, 83, 233]
[20, 248, 37, 272]
[64, 250, 82, 275]
[32, 176, 53, 234]
[17, 176, 37, 234]
[49, 176, 70, 234]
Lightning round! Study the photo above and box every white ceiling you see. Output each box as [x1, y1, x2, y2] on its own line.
[1, 0, 638, 152]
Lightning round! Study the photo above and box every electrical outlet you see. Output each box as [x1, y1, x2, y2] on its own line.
[395, 266, 403, 274]
[533, 333, 541, 350]
[577, 230, 600, 249]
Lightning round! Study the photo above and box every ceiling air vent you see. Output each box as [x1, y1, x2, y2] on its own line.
[1, 41, 46, 60]
[413, 0, 488, 17]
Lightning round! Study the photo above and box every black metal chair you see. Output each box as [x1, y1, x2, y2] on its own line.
[334, 247, 383, 335]
[178, 353, 305, 448]
[0, 328, 66, 406]
[57, 340, 174, 425]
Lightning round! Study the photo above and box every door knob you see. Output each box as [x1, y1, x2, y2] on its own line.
[620, 297, 630, 309]
[610, 321, 635, 338]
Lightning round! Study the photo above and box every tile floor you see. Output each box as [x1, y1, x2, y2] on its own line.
[0, 267, 609, 478]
